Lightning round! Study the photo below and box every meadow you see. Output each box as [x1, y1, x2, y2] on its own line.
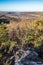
[0, 12, 43, 65]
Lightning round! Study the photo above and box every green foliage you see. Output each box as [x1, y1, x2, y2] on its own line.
[0, 24, 9, 43]
[0, 20, 43, 65]
[0, 53, 2, 57]
[9, 20, 43, 48]
[25, 20, 43, 48]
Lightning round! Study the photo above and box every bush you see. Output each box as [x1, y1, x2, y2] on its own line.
[0, 24, 9, 43]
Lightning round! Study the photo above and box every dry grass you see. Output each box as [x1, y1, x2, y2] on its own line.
[6, 19, 33, 32]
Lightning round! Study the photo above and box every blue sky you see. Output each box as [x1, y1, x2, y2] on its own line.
[0, 0, 43, 11]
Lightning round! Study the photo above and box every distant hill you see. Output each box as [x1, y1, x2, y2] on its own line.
[0, 12, 43, 19]
[0, 12, 43, 22]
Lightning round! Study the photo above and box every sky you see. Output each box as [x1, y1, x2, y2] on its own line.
[0, 0, 43, 12]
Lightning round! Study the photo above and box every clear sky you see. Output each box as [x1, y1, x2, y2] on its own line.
[0, 0, 43, 12]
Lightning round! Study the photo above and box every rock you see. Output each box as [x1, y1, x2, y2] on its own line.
[0, 18, 10, 24]
[25, 51, 38, 60]
[20, 50, 38, 61]
[15, 61, 38, 65]
[37, 62, 43, 65]
[14, 50, 38, 65]
[14, 48, 43, 65]
[15, 62, 23, 65]
[25, 61, 37, 65]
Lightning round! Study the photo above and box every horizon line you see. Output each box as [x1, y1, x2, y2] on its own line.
[0, 10, 43, 12]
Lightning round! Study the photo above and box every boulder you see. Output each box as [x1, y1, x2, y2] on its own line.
[20, 50, 38, 61]
[15, 61, 38, 65]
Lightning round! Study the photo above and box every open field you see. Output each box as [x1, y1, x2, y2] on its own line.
[0, 12, 43, 65]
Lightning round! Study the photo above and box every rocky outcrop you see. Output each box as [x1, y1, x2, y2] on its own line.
[0, 18, 10, 24]
[15, 61, 43, 65]
[15, 49, 43, 65]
